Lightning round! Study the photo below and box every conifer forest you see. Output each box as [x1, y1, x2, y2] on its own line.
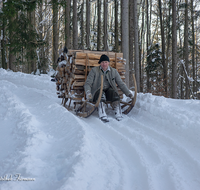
[0, 0, 200, 99]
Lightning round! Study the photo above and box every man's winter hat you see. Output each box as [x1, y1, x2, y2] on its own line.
[98, 54, 110, 64]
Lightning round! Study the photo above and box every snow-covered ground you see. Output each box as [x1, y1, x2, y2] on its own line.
[0, 68, 200, 190]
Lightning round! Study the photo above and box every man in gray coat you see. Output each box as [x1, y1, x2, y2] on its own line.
[84, 54, 134, 122]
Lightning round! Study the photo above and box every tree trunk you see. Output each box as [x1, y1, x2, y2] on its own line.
[158, 0, 167, 96]
[104, 0, 108, 51]
[8, 11, 16, 71]
[28, 10, 36, 73]
[86, 0, 90, 49]
[1, 0, 6, 69]
[53, 0, 59, 70]
[65, 0, 71, 49]
[38, 0, 47, 73]
[191, 0, 195, 97]
[172, 0, 177, 98]
[110, 7, 114, 47]
[73, 0, 78, 49]
[129, 0, 134, 88]
[133, 0, 140, 92]
[39, 0, 43, 69]
[45, 0, 50, 69]
[146, 0, 150, 92]
[184, 0, 189, 99]
[115, 0, 119, 52]
[97, 0, 101, 50]
[166, 6, 170, 96]
[140, 0, 145, 92]
[121, 0, 129, 87]
[81, 0, 84, 49]
[149, 0, 152, 43]
[177, 0, 184, 99]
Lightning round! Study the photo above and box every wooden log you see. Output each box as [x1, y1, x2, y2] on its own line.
[117, 66, 126, 70]
[73, 70, 85, 75]
[72, 64, 85, 71]
[69, 49, 123, 57]
[71, 86, 84, 90]
[74, 52, 124, 61]
[72, 81, 85, 87]
[74, 59, 123, 68]
[75, 52, 101, 60]
[71, 74, 85, 80]
[74, 59, 99, 66]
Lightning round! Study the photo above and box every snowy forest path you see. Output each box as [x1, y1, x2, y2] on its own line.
[1, 69, 200, 190]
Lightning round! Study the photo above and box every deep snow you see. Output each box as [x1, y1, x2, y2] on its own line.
[0, 68, 200, 190]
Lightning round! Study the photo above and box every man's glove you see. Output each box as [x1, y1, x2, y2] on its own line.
[128, 93, 134, 99]
[86, 91, 93, 101]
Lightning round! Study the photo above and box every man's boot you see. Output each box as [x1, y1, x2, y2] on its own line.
[98, 102, 109, 122]
[112, 101, 123, 121]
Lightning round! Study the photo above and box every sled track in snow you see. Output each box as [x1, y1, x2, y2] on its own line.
[1, 69, 200, 190]
[69, 102, 200, 190]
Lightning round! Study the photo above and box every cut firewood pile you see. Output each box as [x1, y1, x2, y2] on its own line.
[55, 49, 137, 118]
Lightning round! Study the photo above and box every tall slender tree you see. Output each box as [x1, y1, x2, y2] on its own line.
[140, 0, 145, 93]
[121, 0, 129, 87]
[8, 0, 16, 71]
[158, 0, 167, 96]
[53, 0, 58, 70]
[146, 0, 150, 92]
[184, 0, 189, 99]
[73, 0, 78, 49]
[129, 0, 134, 88]
[191, 0, 195, 97]
[104, 0, 108, 51]
[97, 0, 102, 50]
[133, 0, 140, 91]
[65, 0, 71, 49]
[115, 0, 119, 52]
[28, 10, 36, 73]
[81, 0, 84, 49]
[172, 0, 177, 98]
[166, 4, 171, 96]
[1, 0, 6, 69]
[86, 0, 90, 49]
[44, 0, 50, 69]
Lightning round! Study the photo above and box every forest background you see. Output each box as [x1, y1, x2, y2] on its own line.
[0, 0, 200, 99]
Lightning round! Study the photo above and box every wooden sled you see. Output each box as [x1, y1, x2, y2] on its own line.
[55, 50, 137, 118]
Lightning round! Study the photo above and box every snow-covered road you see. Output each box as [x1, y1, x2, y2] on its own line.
[0, 68, 200, 190]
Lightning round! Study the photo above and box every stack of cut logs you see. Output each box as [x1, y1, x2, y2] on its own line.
[55, 50, 126, 102]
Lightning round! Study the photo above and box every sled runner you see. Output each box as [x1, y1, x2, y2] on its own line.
[55, 50, 137, 118]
